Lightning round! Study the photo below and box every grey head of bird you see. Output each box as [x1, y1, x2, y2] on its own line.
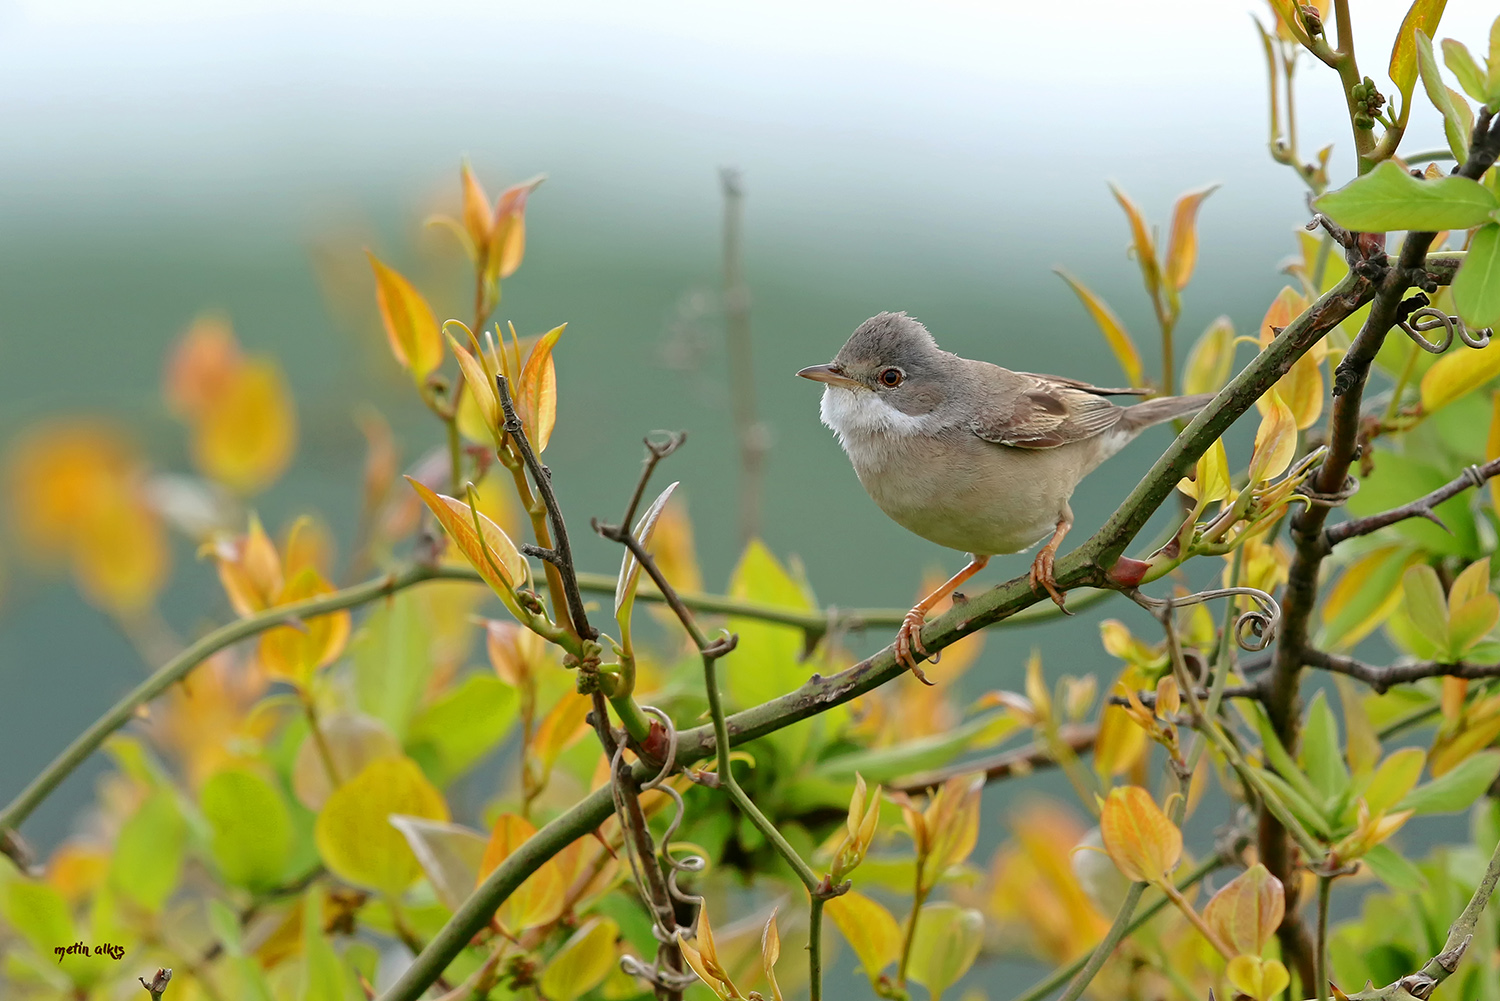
[795, 311, 954, 421]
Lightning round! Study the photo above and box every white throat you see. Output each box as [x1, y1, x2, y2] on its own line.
[819, 386, 944, 453]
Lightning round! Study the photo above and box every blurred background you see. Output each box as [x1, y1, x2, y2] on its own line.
[0, 0, 1490, 882]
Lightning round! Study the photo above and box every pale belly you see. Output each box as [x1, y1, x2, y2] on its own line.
[846, 427, 1092, 556]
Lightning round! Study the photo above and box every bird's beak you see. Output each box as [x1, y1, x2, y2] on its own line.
[796, 363, 861, 390]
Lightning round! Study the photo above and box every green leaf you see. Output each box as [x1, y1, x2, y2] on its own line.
[110, 788, 186, 913]
[1442, 38, 1490, 103]
[292, 712, 403, 811]
[1454, 224, 1500, 331]
[314, 756, 450, 895]
[727, 540, 819, 762]
[1348, 450, 1479, 556]
[353, 590, 434, 740]
[539, 917, 620, 1001]
[1315, 160, 1496, 233]
[406, 673, 518, 786]
[826, 891, 904, 982]
[1363, 843, 1429, 892]
[1390, 0, 1450, 108]
[1397, 750, 1500, 814]
[2, 879, 73, 963]
[201, 768, 294, 891]
[1364, 747, 1427, 814]
[300, 886, 350, 1001]
[1402, 565, 1452, 655]
[1301, 692, 1351, 802]
[1417, 31, 1472, 162]
[905, 903, 984, 1001]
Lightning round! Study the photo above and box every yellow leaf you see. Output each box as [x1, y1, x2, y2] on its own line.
[1183, 315, 1236, 396]
[1099, 785, 1181, 884]
[1202, 863, 1285, 956]
[1055, 270, 1144, 387]
[486, 175, 546, 286]
[1180, 437, 1231, 505]
[1390, 0, 1451, 105]
[518, 323, 566, 453]
[367, 252, 444, 381]
[1256, 287, 1322, 428]
[445, 327, 500, 436]
[1228, 955, 1290, 1001]
[162, 313, 241, 420]
[1094, 698, 1149, 778]
[477, 814, 566, 932]
[406, 477, 527, 614]
[1249, 389, 1298, 483]
[1422, 336, 1500, 413]
[258, 568, 351, 687]
[1488, 391, 1500, 512]
[760, 911, 783, 1001]
[291, 712, 403, 810]
[1364, 747, 1426, 814]
[825, 890, 903, 981]
[313, 756, 449, 895]
[193, 358, 297, 494]
[1164, 185, 1218, 291]
[1109, 184, 1161, 300]
[540, 917, 620, 1001]
[1319, 546, 1418, 650]
[905, 903, 984, 1001]
[460, 161, 493, 254]
[533, 692, 592, 771]
[72, 498, 170, 615]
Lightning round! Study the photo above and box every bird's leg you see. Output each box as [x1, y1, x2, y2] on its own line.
[895, 554, 989, 684]
[1029, 510, 1073, 613]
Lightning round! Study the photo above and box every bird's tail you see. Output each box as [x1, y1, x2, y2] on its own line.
[1121, 393, 1214, 431]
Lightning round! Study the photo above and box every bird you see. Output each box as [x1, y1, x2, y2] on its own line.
[797, 311, 1212, 683]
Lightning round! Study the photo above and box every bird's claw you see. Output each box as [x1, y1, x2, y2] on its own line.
[895, 609, 934, 685]
[1029, 550, 1071, 614]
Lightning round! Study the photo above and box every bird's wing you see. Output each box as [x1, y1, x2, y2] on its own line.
[1013, 372, 1150, 396]
[970, 371, 1128, 449]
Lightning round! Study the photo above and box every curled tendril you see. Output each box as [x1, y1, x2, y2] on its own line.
[1131, 586, 1282, 652]
[609, 705, 706, 988]
[1398, 306, 1493, 353]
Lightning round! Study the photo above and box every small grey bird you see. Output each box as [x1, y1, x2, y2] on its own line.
[798, 312, 1211, 682]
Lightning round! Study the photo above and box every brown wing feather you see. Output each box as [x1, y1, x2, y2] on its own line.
[970, 373, 1127, 449]
[1013, 372, 1150, 396]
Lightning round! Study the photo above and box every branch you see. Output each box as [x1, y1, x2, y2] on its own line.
[1303, 648, 1500, 695]
[889, 723, 1097, 794]
[1326, 459, 1500, 545]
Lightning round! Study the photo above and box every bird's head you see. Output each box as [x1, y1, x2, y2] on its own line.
[796, 312, 950, 417]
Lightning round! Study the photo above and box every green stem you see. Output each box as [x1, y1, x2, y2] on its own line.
[608, 693, 653, 744]
[446, 415, 463, 495]
[1317, 874, 1332, 1001]
[302, 696, 343, 787]
[808, 897, 824, 1001]
[896, 877, 931, 988]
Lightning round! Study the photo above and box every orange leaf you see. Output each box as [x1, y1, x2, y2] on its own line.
[478, 814, 566, 932]
[1202, 863, 1285, 956]
[193, 358, 297, 494]
[1110, 184, 1161, 300]
[1055, 270, 1144, 387]
[1164, 185, 1218, 291]
[486, 175, 546, 286]
[405, 477, 527, 614]
[211, 513, 284, 617]
[73, 496, 170, 615]
[518, 324, 566, 452]
[163, 314, 242, 420]
[533, 692, 592, 770]
[367, 252, 444, 381]
[445, 326, 500, 436]
[258, 567, 352, 687]
[1099, 785, 1181, 884]
[1249, 389, 1298, 483]
[460, 161, 493, 254]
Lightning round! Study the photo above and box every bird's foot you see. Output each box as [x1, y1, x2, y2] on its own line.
[894, 609, 935, 685]
[1029, 548, 1071, 614]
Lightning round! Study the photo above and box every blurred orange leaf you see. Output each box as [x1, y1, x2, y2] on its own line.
[487, 175, 546, 286]
[163, 314, 241, 419]
[1164, 185, 1218, 291]
[460, 161, 493, 255]
[478, 813, 566, 932]
[1099, 785, 1181, 884]
[518, 323, 566, 452]
[257, 567, 351, 688]
[1203, 863, 1284, 956]
[193, 358, 297, 494]
[1110, 184, 1161, 300]
[368, 252, 444, 381]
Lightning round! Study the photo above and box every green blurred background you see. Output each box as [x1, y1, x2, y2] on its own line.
[0, 0, 1486, 878]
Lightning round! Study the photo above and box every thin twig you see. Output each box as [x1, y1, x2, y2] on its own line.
[1303, 648, 1500, 695]
[1327, 458, 1500, 545]
[891, 723, 1097, 794]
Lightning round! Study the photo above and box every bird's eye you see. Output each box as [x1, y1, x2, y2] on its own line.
[879, 367, 903, 387]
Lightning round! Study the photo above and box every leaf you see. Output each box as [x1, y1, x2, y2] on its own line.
[1423, 324, 1500, 418]
[826, 891, 903, 981]
[3, 879, 75, 965]
[1055, 270, 1144, 387]
[1348, 451, 1478, 556]
[477, 814, 566, 932]
[1249, 389, 1298, 483]
[1365, 747, 1427, 814]
[614, 480, 680, 647]
[110, 788, 186, 913]
[299, 885, 347, 1001]
[1203, 863, 1285, 956]
[760, 911, 783, 1001]
[1397, 749, 1500, 813]
[532, 692, 592, 771]
[367, 252, 443, 380]
[1183, 316, 1236, 396]
[352, 591, 434, 741]
[1453, 224, 1500, 331]
[1402, 564, 1451, 654]
[517, 323, 566, 453]
[1228, 955, 1290, 1001]
[1448, 559, 1499, 655]
[1164, 185, 1218, 291]
[1362, 842, 1429, 892]
[1180, 437, 1231, 505]
[1442, 38, 1490, 103]
[313, 755, 450, 895]
[201, 768, 293, 892]
[259, 567, 351, 688]
[1099, 785, 1182, 884]
[1315, 160, 1497, 233]
[406, 476, 527, 615]
[1110, 184, 1162, 301]
[905, 903, 984, 1001]
[406, 673, 519, 786]
[194, 357, 297, 494]
[1390, 0, 1450, 108]
[292, 712, 403, 810]
[388, 815, 487, 912]
[446, 328, 500, 436]
[460, 161, 493, 253]
[1319, 546, 1420, 650]
[1417, 31, 1474, 162]
[486, 175, 546, 286]
[1301, 691, 1351, 801]
[540, 917, 620, 1001]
